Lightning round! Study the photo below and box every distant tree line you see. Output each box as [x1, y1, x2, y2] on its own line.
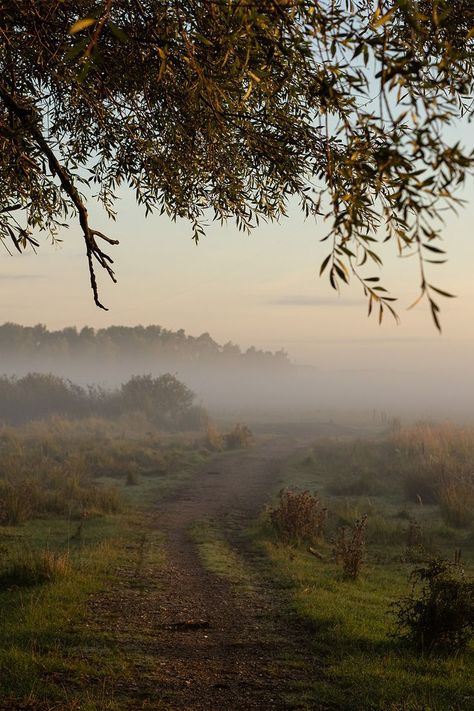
[0, 372, 205, 429]
[0, 323, 290, 367]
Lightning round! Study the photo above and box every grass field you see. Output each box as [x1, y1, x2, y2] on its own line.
[249, 426, 474, 710]
[2, 418, 474, 709]
[0, 418, 208, 708]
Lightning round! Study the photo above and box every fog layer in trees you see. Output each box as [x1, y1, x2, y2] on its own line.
[1, 323, 472, 419]
[0, 372, 203, 429]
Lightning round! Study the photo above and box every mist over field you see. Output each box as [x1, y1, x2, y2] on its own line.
[0, 322, 472, 421]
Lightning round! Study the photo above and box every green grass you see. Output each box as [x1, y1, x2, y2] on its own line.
[257, 540, 473, 710]
[190, 518, 254, 591]
[0, 512, 169, 707]
[0, 425, 208, 709]
[248, 434, 474, 711]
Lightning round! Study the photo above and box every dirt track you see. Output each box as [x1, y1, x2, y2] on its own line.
[86, 435, 331, 710]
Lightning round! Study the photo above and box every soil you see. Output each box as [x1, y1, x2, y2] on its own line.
[83, 432, 339, 710]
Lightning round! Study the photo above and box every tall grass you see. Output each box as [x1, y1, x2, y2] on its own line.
[0, 547, 70, 587]
[0, 417, 205, 527]
[393, 425, 474, 527]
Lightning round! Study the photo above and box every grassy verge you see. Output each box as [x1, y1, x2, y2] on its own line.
[248, 429, 474, 711]
[0, 420, 208, 708]
[190, 518, 254, 591]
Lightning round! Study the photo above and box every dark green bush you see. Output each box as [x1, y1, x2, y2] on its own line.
[392, 558, 474, 653]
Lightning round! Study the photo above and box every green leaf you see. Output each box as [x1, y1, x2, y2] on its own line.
[64, 37, 88, 62]
[108, 22, 128, 43]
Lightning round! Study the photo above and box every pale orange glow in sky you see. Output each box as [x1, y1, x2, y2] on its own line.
[2, 189, 473, 377]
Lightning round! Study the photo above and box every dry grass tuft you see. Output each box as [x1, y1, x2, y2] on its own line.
[0, 547, 71, 587]
[269, 489, 327, 546]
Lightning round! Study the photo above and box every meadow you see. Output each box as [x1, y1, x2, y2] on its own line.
[249, 423, 474, 710]
[0, 415, 209, 708]
[1, 416, 474, 710]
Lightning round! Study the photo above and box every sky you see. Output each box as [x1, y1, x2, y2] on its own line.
[2, 116, 474, 389]
[2, 187, 473, 378]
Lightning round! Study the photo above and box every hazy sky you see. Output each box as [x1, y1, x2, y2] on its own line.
[2, 153, 474, 380]
[2, 190, 473, 373]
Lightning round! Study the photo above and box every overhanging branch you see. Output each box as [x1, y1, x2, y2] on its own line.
[0, 81, 119, 309]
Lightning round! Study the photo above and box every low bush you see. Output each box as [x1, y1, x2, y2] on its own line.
[269, 489, 327, 546]
[223, 423, 253, 450]
[202, 422, 253, 451]
[203, 422, 224, 451]
[0, 372, 205, 430]
[392, 558, 474, 653]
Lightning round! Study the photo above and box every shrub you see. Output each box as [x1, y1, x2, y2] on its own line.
[269, 489, 327, 546]
[332, 514, 368, 580]
[392, 558, 474, 654]
[120, 373, 196, 429]
[203, 422, 224, 451]
[0, 372, 205, 430]
[223, 423, 253, 450]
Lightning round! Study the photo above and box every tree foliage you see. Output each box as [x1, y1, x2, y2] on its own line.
[1, 1, 473, 325]
[0, 371, 203, 428]
[0, 322, 290, 367]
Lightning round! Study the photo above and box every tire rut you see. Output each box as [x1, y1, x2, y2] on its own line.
[85, 436, 322, 710]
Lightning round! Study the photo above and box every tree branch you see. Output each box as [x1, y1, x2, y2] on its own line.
[0, 81, 119, 309]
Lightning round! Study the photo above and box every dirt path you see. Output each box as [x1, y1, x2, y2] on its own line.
[86, 435, 328, 710]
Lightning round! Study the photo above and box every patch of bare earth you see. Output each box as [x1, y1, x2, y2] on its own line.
[83, 436, 331, 710]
